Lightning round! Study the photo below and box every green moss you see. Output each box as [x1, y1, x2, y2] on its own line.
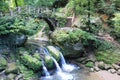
[17, 61, 38, 80]
[21, 54, 42, 71]
[0, 56, 7, 71]
[85, 61, 94, 68]
[47, 46, 60, 61]
[45, 55, 54, 69]
[52, 28, 98, 46]
[96, 49, 120, 64]
[33, 53, 41, 60]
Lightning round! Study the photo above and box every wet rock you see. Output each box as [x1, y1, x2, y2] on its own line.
[7, 73, 16, 80]
[112, 64, 120, 70]
[90, 68, 94, 72]
[104, 64, 112, 70]
[21, 54, 42, 71]
[51, 27, 84, 58]
[9, 33, 27, 46]
[15, 74, 23, 80]
[47, 46, 61, 61]
[5, 62, 18, 74]
[109, 69, 116, 74]
[97, 61, 105, 70]
[117, 69, 120, 75]
[0, 56, 7, 71]
[0, 33, 27, 47]
[44, 55, 54, 69]
[117, 62, 120, 66]
[75, 57, 87, 63]
[94, 66, 100, 72]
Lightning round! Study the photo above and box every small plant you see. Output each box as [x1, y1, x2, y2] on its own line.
[85, 61, 94, 68]
[96, 49, 120, 64]
[110, 13, 120, 42]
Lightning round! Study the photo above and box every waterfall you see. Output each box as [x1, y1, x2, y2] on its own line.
[42, 61, 50, 76]
[57, 49, 76, 72]
[51, 57, 62, 72]
[42, 47, 62, 72]
[59, 52, 66, 66]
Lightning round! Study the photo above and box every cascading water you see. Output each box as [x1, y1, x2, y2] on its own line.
[43, 47, 62, 72]
[59, 52, 76, 72]
[42, 61, 50, 76]
[51, 57, 62, 72]
[39, 46, 78, 80]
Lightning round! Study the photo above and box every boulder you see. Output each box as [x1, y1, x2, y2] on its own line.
[117, 69, 120, 75]
[9, 33, 27, 46]
[44, 55, 54, 69]
[47, 46, 61, 61]
[112, 64, 120, 70]
[104, 64, 112, 70]
[51, 27, 84, 58]
[94, 66, 100, 72]
[0, 56, 7, 71]
[0, 33, 27, 47]
[7, 73, 16, 80]
[5, 62, 18, 74]
[97, 61, 105, 70]
[109, 69, 116, 74]
[61, 42, 83, 58]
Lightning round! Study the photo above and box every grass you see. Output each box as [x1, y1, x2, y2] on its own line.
[96, 49, 120, 64]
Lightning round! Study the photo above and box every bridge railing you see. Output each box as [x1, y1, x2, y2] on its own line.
[0, 6, 56, 17]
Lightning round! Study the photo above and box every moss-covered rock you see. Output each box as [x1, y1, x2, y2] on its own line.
[18, 62, 38, 80]
[44, 55, 54, 69]
[33, 53, 41, 60]
[21, 54, 42, 71]
[0, 56, 7, 71]
[7, 73, 16, 80]
[85, 61, 94, 68]
[5, 62, 18, 74]
[47, 46, 60, 61]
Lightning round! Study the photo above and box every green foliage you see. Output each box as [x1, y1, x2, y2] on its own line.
[97, 40, 115, 51]
[57, 17, 67, 27]
[44, 55, 54, 69]
[111, 13, 120, 39]
[96, 49, 120, 64]
[21, 54, 42, 71]
[80, 16, 102, 34]
[53, 29, 97, 46]
[66, 0, 95, 15]
[0, 16, 17, 35]
[95, 0, 115, 15]
[17, 61, 38, 80]
[0, 0, 9, 12]
[24, 0, 55, 7]
[0, 56, 7, 70]
[0, 16, 45, 36]
[85, 61, 94, 68]
[113, 0, 120, 10]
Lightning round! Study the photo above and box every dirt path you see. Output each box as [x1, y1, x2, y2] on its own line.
[87, 71, 120, 80]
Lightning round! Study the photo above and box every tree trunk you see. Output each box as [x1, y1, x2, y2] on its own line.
[14, 0, 18, 7]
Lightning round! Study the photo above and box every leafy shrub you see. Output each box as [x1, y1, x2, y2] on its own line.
[111, 13, 120, 41]
[66, 0, 95, 15]
[0, 16, 16, 35]
[21, 54, 42, 71]
[0, 16, 46, 36]
[96, 49, 120, 64]
[57, 17, 67, 27]
[53, 28, 98, 47]
[85, 61, 94, 68]
[95, 0, 115, 15]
